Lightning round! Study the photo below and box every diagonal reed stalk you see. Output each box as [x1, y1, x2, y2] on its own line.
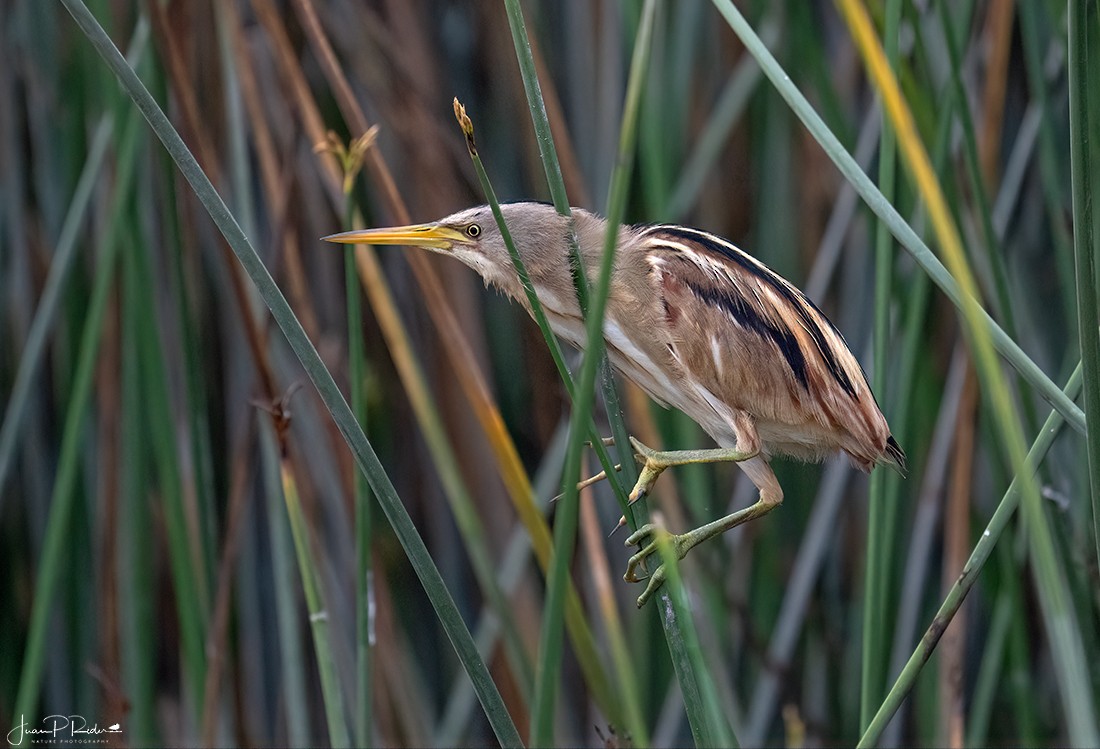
[455, 102, 633, 739]
[714, 1, 1096, 743]
[337, 172, 373, 747]
[654, 534, 737, 748]
[55, 2, 523, 745]
[502, 0, 639, 512]
[501, 0, 589, 314]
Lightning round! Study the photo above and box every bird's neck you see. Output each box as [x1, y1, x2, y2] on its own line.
[500, 209, 621, 317]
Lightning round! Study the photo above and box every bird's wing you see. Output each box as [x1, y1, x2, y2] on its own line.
[639, 225, 891, 466]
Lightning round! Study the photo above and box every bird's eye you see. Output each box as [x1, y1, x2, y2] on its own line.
[466, 223, 481, 238]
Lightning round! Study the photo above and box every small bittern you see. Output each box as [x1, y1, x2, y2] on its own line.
[326, 202, 905, 606]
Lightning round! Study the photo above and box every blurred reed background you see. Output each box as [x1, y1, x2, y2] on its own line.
[1, 0, 1098, 747]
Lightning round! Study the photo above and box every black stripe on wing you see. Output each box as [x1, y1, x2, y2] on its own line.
[682, 275, 810, 391]
[651, 225, 858, 399]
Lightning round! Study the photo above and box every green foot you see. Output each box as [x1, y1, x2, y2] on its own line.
[623, 523, 690, 607]
[615, 437, 760, 605]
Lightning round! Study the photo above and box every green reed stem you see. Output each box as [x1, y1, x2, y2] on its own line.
[860, 0, 900, 729]
[453, 103, 631, 519]
[655, 534, 737, 748]
[342, 195, 373, 747]
[532, 1, 657, 743]
[500, 0, 642, 540]
[279, 460, 350, 748]
[119, 239, 157, 744]
[500, 0, 588, 313]
[258, 417, 311, 747]
[132, 204, 211, 714]
[1068, 0, 1100, 579]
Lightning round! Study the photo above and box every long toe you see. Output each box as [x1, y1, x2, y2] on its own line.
[635, 566, 667, 608]
[625, 523, 658, 548]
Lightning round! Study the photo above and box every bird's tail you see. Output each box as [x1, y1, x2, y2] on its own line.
[881, 435, 907, 478]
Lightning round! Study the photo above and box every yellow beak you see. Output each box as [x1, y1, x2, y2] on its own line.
[322, 223, 468, 250]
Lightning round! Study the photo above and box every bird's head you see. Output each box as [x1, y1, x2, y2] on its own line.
[323, 202, 571, 291]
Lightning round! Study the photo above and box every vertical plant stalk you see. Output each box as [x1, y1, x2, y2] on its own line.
[277, 445, 350, 749]
[860, 0, 900, 728]
[710, 1, 1093, 741]
[119, 246, 157, 744]
[131, 178, 210, 715]
[578, 484, 650, 747]
[344, 197, 373, 749]
[500, 0, 587, 311]
[498, 3, 736, 744]
[654, 534, 737, 748]
[56, 3, 522, 745]
[317, 129, 379, 746]
[835, 0, 1033, 502]
[500, 0, 641, 501]
[260, 423, 311, 748]
[451, 102, 628, 519]
[455, 100, 647, 731]
[346, 221, 536, 701]
[531, 0, 658, 743]
[1068, 0, 1100, 573]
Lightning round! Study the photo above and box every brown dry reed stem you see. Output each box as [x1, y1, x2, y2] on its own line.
[201, 417, 258, 747]
[977, 0, 1014, 189]
[222, 1, 323, 343]
[939, 367, 977, 748]
[149, 3, 354, 648]
[95, 252, 123, 727]
[148, 0, 277, 407]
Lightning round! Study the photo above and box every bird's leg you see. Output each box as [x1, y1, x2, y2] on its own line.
[605, 437, 759, 534]
[624, 455, 782, 607]
[625, 437, 758, 505]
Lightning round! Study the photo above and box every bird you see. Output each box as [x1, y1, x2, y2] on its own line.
[325, 202, 905, 606]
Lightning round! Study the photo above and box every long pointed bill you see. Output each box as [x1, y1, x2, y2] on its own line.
[322, 223, 467, 250]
